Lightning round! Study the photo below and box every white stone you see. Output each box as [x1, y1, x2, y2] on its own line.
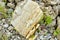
[3, 24, 8, 28]
[7, 3, 15, 8]
[8, 26, 13, 30]
[6, 31, 12, 37]
[2, 19, 5, 22]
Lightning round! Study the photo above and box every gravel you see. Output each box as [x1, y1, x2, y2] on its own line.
[7, 3, 15, 9]
[0, 0, 60, 40]
[57, 17, 60, 27]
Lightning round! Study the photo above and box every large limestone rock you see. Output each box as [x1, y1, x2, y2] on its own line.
[11, 0, 43, 38]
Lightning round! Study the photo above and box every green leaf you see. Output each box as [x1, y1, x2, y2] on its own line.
[45, 16, 52, 25]
[29, 35, 35, 40]
[0, 2, 7, 18]
[54, 31, 58, 36]
[54, 28, 60, 36]
[2, 34, 8, 40]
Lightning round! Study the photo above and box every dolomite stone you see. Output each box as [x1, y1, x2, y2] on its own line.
[7, 3, 15, 8]
[11, 0, 43, 38]
[57, 17, 60, 27]
[57, 17, 60, 40]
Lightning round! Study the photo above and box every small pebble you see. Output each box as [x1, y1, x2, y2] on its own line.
[6, 31, 12, 37]
[57, 17, 60, 27]
[7, 9, 13, 14]
[2, 19, 5, 22]
[3, 24, 9, 28]
[7, 3, 15, 8]
[8, 26, 13, 31]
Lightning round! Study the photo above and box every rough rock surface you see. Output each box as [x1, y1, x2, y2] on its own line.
[11, 0, 43, 38]
[0, 0, 60, 40]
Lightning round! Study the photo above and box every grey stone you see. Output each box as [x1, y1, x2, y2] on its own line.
[7, 9, 13, 14]
[7, 3, 15, 8]
[57, 17, 60, 27]
[0, 0, 2, 2]
[8, 26, 13, 31]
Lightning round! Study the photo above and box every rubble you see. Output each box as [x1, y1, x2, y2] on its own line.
[0, 0, 60, 40]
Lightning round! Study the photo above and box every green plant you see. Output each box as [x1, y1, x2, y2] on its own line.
[45, 16, 52, 25]
[0, 2, 7, 18]
[0, 6, 7, 17]
[54, 28, 60, 36]
[2, 34, 8, 40]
